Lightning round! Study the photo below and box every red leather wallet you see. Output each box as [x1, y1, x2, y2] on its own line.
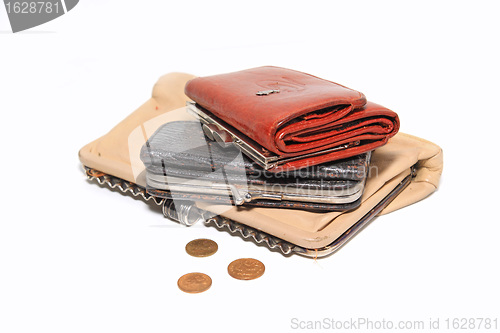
[185, 66, 400, 172]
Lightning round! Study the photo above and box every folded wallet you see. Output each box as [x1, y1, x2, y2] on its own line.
[185, 66, 400, 172]
[140, 120, 371, 211]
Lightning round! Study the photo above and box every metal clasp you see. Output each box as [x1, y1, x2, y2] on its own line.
[256, 89, 280, 96]
[202, 124, 233, 148]
[162, 200, 206, 226]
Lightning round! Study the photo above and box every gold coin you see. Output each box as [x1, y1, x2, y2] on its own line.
[227, 258, 265, 280]
[185, 239, 218, 257]
[177, 273, 212, 294]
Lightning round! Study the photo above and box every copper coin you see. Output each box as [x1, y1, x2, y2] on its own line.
[177, 273, 212, 293]
[185, 239, 218, 257]
[227, 258, 265, 280]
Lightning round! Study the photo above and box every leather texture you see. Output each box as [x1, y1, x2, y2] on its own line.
[78, 72, 442, 249]
[185, 66, 400, 172]
[140, 121, 370, 211]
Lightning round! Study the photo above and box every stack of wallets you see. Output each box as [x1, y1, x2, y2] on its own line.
[79, 68, 443, 258]
[141, 67, 400, 212]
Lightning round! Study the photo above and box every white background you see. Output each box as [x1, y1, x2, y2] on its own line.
[1, 1, 499, 332]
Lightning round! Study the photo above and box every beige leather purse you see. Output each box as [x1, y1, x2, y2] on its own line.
[79, 73, 443, 258]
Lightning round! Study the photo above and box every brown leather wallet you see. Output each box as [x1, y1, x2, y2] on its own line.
[185, 66, 400, 173]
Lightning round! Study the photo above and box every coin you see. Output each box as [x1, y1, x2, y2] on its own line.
[227, 258, 265, 280]
[185, 239, 218, 257]
[177, 272, 212, 293]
